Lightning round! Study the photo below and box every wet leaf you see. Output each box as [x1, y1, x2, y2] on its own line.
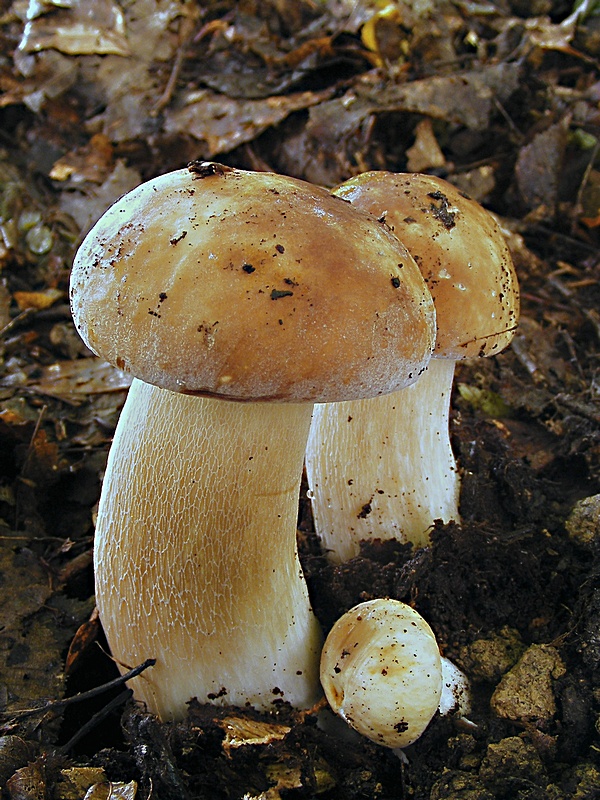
[83, 779, 138, 799]
[164, 86, 336, 157]
[19, 0, 130, 57]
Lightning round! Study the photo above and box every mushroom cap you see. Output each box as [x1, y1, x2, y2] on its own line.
[70, 166, 435, 402]
[320, 599, 443, 748]
[333, 172, 519, 359]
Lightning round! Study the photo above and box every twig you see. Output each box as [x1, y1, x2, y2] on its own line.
[554, 393, 600, 425]
[0, 658, 156, 721]
[57, 689, 133, 754]
[0, 308, 36, 338]
[151, 14, 199, 116]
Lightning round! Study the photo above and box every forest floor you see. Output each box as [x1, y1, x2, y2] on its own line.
[0, 1, 599, 798]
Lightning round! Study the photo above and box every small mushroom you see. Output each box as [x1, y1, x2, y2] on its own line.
[320, 599, 444, 748]
[306, 172, 519, 559]
[70, 164, 436, 720]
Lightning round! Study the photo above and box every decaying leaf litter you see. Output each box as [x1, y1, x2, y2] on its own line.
[0, 0, 599, 797]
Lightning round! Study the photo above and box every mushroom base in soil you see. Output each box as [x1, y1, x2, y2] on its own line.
[95, 379, 322, 720]
[306, 358, 459, 561]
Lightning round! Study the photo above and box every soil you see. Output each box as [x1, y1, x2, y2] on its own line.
[0, 1, 599, 799]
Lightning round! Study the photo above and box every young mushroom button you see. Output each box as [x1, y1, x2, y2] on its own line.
[320, 599, 471, 748]
[306, 171, 520, 559]
[69, 164, 436, 721]
[320, 599, 444, 749]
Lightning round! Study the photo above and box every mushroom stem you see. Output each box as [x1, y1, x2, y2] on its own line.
[306, 358, 459, 561]
[95, 378, 322, 720]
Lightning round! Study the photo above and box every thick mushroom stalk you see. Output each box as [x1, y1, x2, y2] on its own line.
[307, 358, 457, 559]
[306, 171, 519, 558]
[96, 380, 319, 719]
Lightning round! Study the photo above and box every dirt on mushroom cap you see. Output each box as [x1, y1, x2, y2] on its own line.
[69, 167, 436, 402]
[333, 171, 520, 360]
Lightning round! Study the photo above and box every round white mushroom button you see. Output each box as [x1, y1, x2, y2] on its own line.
[320, 599, 443, 748]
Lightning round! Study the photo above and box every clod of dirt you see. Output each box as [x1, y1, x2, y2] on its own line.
[429, 770, 494, 800]
[565, 493, 600, 550]
[458, 627, 525, 684]
[479, 736, 547, 795]
[490, 644, 566, 725]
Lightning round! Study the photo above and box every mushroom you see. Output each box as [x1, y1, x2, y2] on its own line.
[305, 171, 519, 559]
[320, 599, 471, 748]
[320, 599, 444, 748]
[70, 164, 436, 720]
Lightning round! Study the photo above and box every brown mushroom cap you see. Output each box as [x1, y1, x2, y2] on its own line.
[70, 166, 435, 402]
[333, 172, 519, 359]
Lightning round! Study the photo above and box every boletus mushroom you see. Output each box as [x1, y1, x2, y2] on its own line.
[320, 599, 442, 748]
[70, 163, 436, 720]
[306, 171, 519, 560]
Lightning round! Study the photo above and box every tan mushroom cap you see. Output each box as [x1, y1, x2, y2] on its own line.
[333, 172, 519, 359]
[70, 166, 435, 402]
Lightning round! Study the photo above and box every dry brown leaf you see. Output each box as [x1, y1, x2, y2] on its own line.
[28, 359, 133, 401]
[164, 87, 336, 157]
[217, 715, 291, 755]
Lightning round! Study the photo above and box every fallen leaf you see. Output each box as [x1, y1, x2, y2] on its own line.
[49, 134, 114, 184]
[84, 780, 138, 800]
[217, 715, 291, 754]
[57, 767, 108, 800]
[65, 607, 100, 676]
[515, 116, 571, 211]
[406, 117, 446, 172]
[28, 358, 133, 402]
[19, 0, 131, 57]
[13, 288, 63, 311]
[164, 87, 336, 157]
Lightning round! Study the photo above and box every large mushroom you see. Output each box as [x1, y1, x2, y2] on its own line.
[305, 172, 519, 560]
[69, 163, 436, 720]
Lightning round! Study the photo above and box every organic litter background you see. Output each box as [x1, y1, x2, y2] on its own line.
[0, 0, 599, 798]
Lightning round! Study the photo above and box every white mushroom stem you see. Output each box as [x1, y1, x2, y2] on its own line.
[305, 358, 459, 562]
[95, 378, 323, 721]
[440, 656, 472, 718]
